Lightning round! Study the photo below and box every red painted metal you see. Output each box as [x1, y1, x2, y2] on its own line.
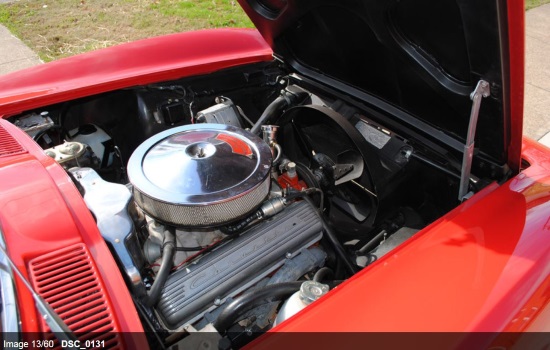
[277, 172, 307, 192]
[29, 243, 123, 349]
[506, 1, 525, 174]
[0, 120, 146, 347]
[216, 133, 254, 157]
[0, 29, 273, 117]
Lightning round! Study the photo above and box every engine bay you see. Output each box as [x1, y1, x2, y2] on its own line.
[8, 61, 504, 348]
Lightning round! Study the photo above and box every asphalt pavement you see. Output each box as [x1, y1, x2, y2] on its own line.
[0, 4, 549, 144]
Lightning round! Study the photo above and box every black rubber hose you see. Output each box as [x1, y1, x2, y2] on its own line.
[144, 229, 175, 307]
[250, 87, 310, 135]
[285, 188, 324, 212]
[302, 196, 359, 276]
[250, 95, 289, 134]
[214, 281, 302, 334]
[214, 280, 344, 334]
[313, 267, 334, 282]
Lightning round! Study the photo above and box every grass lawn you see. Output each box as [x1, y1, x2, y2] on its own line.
[0, 0, 253, 62]
[526, 0, 550, 10]
[1, 0, 549, 62]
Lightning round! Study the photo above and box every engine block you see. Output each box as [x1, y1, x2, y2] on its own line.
[156, 201, 323, 329]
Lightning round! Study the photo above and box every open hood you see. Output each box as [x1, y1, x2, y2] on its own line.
[238, 0, 523, 170]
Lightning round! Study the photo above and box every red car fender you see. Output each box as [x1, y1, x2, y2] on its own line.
[0, 119, 146, 347]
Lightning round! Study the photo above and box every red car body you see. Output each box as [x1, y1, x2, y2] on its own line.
[1, 0, 549, 349]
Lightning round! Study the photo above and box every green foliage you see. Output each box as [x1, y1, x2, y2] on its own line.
[151, 0, 253, 27]
[526, 0, 550, 10]
[0, 0, 253, 61]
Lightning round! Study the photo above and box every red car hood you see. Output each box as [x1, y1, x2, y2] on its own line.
[0, 28, 272, 116]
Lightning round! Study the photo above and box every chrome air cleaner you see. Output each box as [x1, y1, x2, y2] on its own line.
[127, 124, 272, 227]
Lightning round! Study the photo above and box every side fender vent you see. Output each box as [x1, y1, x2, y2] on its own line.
[0, 124, 26, 157]
[28, 243, 123, 349]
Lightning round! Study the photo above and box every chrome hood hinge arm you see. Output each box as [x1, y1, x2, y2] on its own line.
[458, 80, 491, 201]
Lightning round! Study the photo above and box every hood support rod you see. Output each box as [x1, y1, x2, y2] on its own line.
[458, 80, 490, 201]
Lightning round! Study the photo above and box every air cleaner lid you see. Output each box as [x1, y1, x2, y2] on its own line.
[128, 124, 272, 206]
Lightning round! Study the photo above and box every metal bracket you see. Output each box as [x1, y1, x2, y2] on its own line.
[458, 80, 490, 201]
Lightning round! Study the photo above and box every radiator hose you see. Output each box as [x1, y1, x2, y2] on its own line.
[214, 281, 302, 333]
[214, 280, 342, 334]
[250, 86, 309, 135]
[144, 229, 175, 307]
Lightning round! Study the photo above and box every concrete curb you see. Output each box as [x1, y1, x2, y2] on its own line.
[537, 131, 550, 147]
[0, 24, 42, 76]
[525, 4, 550, 145]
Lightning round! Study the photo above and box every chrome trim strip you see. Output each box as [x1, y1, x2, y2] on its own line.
[0, 223, 21, 337]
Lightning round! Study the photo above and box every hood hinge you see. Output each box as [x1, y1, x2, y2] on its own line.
[458, 80, 490, 201]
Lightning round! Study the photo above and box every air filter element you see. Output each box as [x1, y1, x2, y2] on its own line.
[128, 124, 272, 227]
